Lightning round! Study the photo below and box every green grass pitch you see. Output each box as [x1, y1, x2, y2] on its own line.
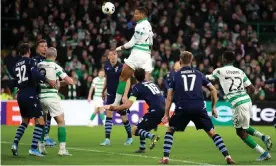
[1, 126, 275, 165]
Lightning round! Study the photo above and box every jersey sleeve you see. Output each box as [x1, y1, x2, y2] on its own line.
[201, 73, 212, 87]
[242, 72, 252, 87]
[129, 85, 139, 101]
[168, 73, 175, 91]
[207, 68, 220, 80]
[29, 59, 37, 70]
[55, 64, 68, 79]
[92, 77, 98, 88]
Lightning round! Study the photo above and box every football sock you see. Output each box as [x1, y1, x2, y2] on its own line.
[90, 113, 96, 121]
[58, 126, 66, 142]
[13, 123, 27, 145]
[254, 144, 265, 154]
[163, 132, 174, 157]
[105, 117, 113, 139]
[99, 113, 105, 121]
[135, 129, 154, 139]
[40, 127, 45, 142]
[246, 126, 264, 139]
[123, 120, 132, 138]
[212, 134, 230, 157]
[31, 124, 44, 149]
[139, 137, 146, 150]
[242, 135, 257, 149]
[45, 113, 51, 136]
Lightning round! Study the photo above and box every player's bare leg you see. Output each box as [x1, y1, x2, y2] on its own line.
[236, 128, 271, 161]
[121, 114, 133, 145]
[54, 113, 71, 156]
[11, 118, 30, 156]
[113, 64, 134, 106]
[101, 110, 113, 146]
[99, 107, 106, 125]
[207, 129, 235, 164]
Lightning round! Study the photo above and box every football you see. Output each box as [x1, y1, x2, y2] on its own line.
[102, 2, 115, 15]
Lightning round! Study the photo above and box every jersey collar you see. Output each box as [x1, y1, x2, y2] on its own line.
[137, 17, 147, 24]
[45, 59, 54, 62]
[224, 64, 233, 67]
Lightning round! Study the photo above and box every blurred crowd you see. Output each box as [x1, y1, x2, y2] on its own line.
[1, 0, 276, 101]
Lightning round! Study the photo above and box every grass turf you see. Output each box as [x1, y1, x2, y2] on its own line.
[1, 125, 275, 165]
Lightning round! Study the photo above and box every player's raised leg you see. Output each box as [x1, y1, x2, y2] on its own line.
[246, 126, 272, 151]
[113, 64, 134, 105]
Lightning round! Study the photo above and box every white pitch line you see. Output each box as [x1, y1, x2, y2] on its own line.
[1, 141, 210, 165]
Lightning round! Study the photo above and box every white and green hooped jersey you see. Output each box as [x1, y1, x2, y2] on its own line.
[37, 60, 68, 99]
[207, 65, 252, 108]
[91, 76, 105, 99]
[124, 18, 153, 53]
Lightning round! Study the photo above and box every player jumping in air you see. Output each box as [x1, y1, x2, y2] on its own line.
[33, 39, 56, 146]
[112, 7, 154, 107]
[207, 51, 272, 161]
[100, 51, 133, 146]
[88, 69, 106, 126]
[11, 43, 56, 156]
[160, 51, 235, 164]
[105, 68, 162, 153]
[37, 47, 74, 156]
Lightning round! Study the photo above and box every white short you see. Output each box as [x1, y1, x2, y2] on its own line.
[40, 98, 64, 117]
[94, 97, 104, 108]
[232, 102, 253, 129]
[124, 49, 153, 72]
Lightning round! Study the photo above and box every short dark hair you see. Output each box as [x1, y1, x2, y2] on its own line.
[222, 51, 235, 63]
[180, 51, 193, 64]
[134, 68, 145, 82]
[19, 43, 30, 55]
[136, 7, 148, 16]
[36, 39, 47, 48]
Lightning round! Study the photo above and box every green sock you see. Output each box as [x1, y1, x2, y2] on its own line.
[40, 128, 45, 142]
[99, 113, 105, 121]
[58, 126, 66, 142]
[246, 126, 255, 135]
[116, 81, 127, 95]
[243, 135, 257, 149]
[90, 113, 96, 121]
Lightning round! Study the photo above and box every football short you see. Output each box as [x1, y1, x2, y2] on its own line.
[124, 49, 153, 73]
[40, 98, 64, 117]
[169, 109, 214, 132]
[17, 94, 43, 118]
[232, 102, 252, 129]
[105, 93, 128, 116]
[94, 97, 104, 108]
[137, 110, 163, 131]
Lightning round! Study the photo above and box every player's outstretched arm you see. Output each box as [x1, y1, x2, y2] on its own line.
[108, 98, 134, 112]
[207, 84, 218, 118]
[163, 89, 174, 123]
[102, 79, 107, 100]
[31, 67, 56, 87]
[264, 78, 276, 84]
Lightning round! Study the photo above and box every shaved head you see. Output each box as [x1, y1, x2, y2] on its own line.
[46, 47, 57, 59]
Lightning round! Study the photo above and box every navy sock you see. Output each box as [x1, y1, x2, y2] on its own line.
[105, 117, 113, 139]
[163, 132, 174, 157]
[45, 114, 51, 136]
[13, 123, 27, 145]
[135, 129, 154, 139]
[123, 120, 132, 138]
[31, 124, 44, 149]
[212, 134, 229, 157]
[139, 137, 146, 150]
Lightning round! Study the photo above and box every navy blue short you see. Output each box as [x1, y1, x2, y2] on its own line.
[169, 109, 214, 132]
[137, 110, 163, 131]
[105, 94, 128, 116]
[17, 94, 43, 118]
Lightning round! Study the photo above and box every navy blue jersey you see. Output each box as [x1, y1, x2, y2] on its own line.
[32, 55, 46, 66]
[130, 81, 165, 112]
[13, 57, 46, 95]
[104, 61, 123, 95]
[169, 66, 211, 110]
